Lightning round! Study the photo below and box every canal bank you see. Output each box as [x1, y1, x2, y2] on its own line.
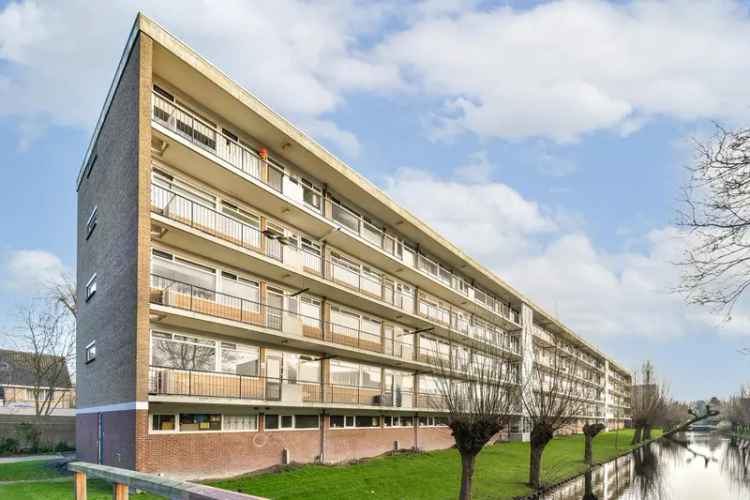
[539, 432, 750, 499]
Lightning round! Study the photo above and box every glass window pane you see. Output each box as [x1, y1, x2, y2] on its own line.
[265, 414, 279, 430]
[220, 343, 259, 375]
[295, 415, 319, 429]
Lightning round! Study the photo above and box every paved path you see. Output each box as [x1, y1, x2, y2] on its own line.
[0, 476, 71, 485]
[0, 454, 67, 464]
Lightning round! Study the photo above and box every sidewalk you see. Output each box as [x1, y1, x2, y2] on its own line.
[0, 454, 68, 464]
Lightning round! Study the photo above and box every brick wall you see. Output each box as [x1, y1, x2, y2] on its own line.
[138, 410, 454, 479]
[0, 414, 75, 449]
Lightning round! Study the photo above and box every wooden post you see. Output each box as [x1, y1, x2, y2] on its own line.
[74, 471, 87, 500]
[113, 482, 129, 500]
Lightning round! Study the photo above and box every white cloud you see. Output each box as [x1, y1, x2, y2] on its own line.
[1, 250, 66, 294]
[385, 160, 744, 341]
[373, 0, 750, 142]
[6, 1, 750, 152]
[0, 0, 401, 156]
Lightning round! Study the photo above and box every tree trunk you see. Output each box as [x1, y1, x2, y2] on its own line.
[582, 470, 598, 500]
[458, 452, 476, 500]
[643, 424, 652, 441]
[584, 433, 594, 465]
[631, 425, 642, 445]
[529, 443, 545, 489]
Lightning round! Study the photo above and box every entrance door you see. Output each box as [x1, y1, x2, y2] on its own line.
[266, 352, 282, 401]
[267, 287, 284, 330]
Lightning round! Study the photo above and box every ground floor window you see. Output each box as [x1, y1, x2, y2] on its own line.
[180, 413, 221, 432]
[265, 414, 319, 430]
[224, 415, 257, 431]
[418, 416, 448, 427]
[152, 414, 175, 431]
[330, 415, 384, 429]
[150, 412, 260, 433]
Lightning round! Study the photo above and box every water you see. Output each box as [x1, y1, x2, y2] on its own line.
[543, 433, 750, 500]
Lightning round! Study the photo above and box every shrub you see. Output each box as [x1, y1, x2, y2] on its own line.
[0, 437, 19, 454]
[54, 440, 73, 453]
[17, 422, 42, 453]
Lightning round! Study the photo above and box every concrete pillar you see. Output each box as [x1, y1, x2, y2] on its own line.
[510, 302, 534, 442]
[604, 360, 611, 430]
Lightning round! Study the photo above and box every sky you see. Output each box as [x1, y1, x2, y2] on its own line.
[1, 0, 749, 401]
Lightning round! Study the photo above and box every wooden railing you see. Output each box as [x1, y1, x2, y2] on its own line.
[69, 461, 268, 499]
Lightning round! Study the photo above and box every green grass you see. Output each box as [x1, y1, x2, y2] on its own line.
[0, 460, 65, 481]
[0, 429, 661, 500]
[208, 429, 660, 500]
[0, 479, 144, 500]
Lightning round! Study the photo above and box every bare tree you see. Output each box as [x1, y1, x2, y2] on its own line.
[522, 343, 587, 489]
[13, 300, 75, 416]
[47, 272, 78, 322]
[677, 124, 750, 316]
[432, 349, 519, 500]
[582, 422, 606, 466]
[630, 361, 668, 445]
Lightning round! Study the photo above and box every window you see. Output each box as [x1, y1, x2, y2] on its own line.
[85, 341, 96, 364]
[150, 331, 216, 371]
[265, 414, 280, 430]
[179, 414, 221, 432]
[301, 178, 322, 211]
[220, 342, 259, 376]
[355, 416, 380, 428]
[400, 416, 414, 427]
[86, 206, 98, 239]
[152, 414, 175, 431]
[383, 416, 400, 427]
[295, 415, 320, 429]
[330, 415, 346, 428]
[224, 415, 257, 432]
[264, 414, 317, 430]
[153, 84, 174, 102]
[85, 274, 97, 301]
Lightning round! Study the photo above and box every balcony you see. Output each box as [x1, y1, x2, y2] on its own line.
[149, 366, 444, 410]
[150, 274, 415, 362]
[151, 91, 521, 329]
[150, 184, 521, 358]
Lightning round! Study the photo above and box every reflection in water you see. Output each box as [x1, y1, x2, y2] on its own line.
[543, 433, 750, 500]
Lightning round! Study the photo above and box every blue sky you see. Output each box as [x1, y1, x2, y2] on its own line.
[1, 0, 749, 400]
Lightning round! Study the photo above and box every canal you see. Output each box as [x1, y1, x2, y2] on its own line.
[544, 433, 750, 499]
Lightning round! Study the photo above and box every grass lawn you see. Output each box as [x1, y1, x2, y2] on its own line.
[0, 460, 162, 500]
[0, 429, 660, 500]
[209, 429, 660, 500]
[0, 460, 66, 481]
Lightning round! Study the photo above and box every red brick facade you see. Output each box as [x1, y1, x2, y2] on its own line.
[133, 411, 455, 479]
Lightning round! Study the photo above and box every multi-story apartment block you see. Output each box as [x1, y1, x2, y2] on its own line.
[75, 14, 631, 479]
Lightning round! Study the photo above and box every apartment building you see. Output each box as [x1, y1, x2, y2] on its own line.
[75, 14, 631, 479]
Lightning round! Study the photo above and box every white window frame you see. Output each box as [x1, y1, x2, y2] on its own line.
[85, 341, 96, 364]
[85, 273, 97, 301]
[263, 413, 320, 432]
[86, 206, 98, 239]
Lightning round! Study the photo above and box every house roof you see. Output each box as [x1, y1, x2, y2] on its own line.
[0, 349, 72, 389]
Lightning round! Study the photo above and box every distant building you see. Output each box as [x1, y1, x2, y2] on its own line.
[0, 349, 75, 413]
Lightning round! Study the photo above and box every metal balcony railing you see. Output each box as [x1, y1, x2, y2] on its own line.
[148, 366, 445, 410]
[152, 90, 521, 328]
[150, 186, 520, 356]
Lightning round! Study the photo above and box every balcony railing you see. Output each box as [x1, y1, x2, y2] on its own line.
[149, 366, 444, 410]
[150, 274, 415, 361]
[152, 90, 521, 328]
[150, 186, 520, 356]
[152, 184, 282, 262]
